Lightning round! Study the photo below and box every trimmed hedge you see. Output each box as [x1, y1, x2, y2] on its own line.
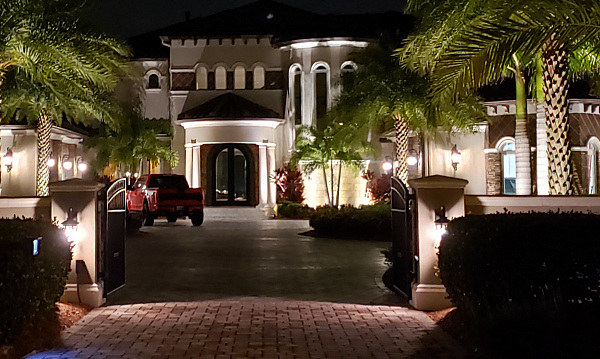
[309, 202, 391, 239]
[0, 218, 72, 345]
[439, 212, 600, 319]
[276, 201, 312, 219]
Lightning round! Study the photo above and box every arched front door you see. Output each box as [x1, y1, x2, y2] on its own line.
[211, 144, 254, 205]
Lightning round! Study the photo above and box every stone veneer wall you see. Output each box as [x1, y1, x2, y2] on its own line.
[301, 163, 370, 208]
[485, 153, 502, 195]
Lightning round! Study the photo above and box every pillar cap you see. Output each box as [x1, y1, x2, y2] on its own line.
[408, 175, 468, 189]
[49, 178, 105, 193]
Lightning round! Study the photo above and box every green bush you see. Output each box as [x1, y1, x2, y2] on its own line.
[309, 202, 391, 239]
[0, 218, 72, 345]
[439, 212, 600, 320]
[276, 201, 312, 219]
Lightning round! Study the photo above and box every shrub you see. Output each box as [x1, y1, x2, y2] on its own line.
[309, 202, 391, 240]
[362, 170, 391, 203]
[276, 201, 312, 219]
[271, 165, 305, 203]
[0, 218, 72, 345]
[438, 212, 600, 320]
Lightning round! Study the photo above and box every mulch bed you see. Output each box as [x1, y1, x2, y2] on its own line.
[0, 302, 90, 359]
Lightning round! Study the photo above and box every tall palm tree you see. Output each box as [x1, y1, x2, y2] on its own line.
[405, 0, 600, 194]
[328, 44, 485, 184]
[0, 0, 130, 196]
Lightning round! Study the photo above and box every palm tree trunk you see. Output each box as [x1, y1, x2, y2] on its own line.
[330, 159, 335, 207]
[335, 160, 342, 207]
[321, 166, 332, 206]
[543, 34, 572, 195]
[512, 59, 531, 195]
[535, 55, 549, 195]
[393, 113, 409, 185]
[36, 110, 52, 197]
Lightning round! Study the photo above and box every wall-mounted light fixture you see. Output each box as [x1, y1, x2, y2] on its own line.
[382, 156, 393, 173]
[451, 144, 461, 173]
[47, 152, 56, 167]
[3, 147, 13, 173]
[76, 157, 87, 172]
[62, 207, 79, 244]
[62, 155, 73, 170]
[434, 205, 450, 250]
[407, 149, 419, 166]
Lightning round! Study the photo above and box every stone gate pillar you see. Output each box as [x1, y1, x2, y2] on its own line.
[50, 178, 105, 307]
[408, 175, 468, 310]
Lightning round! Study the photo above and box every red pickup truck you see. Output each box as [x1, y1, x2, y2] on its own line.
[127, 174, 204, 226]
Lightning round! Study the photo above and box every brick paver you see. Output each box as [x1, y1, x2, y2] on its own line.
[28, 298, 465, 359]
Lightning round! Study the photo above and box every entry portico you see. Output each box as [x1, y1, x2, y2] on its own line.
[176, 92, 282, 210]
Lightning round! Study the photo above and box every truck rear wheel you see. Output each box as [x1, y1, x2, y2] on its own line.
[190, 210, 204, 226]
[143, 202, 154, 226]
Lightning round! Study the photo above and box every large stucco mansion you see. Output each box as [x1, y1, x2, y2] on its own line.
[1, 0, 599, 206]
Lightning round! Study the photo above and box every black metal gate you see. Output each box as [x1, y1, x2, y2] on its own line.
[104, 178, 126, 295]
[391, 176, 414, 299]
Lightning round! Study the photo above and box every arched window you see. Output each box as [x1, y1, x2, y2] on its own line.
[147, 74, 160, 89]
[215, 66, 227, 90]
[253, 66, 265, 89]
[499, 140, 516, 195]
[196, 67, 208, 90]
[340, 61, 357, 90]
[289, 64, 303, 125]
[312, 62, 330, 130]
[234, 65, 245, 89]
[587, 137, 600, 194]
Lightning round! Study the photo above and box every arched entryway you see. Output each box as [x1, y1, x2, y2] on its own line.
[208, 144, 256, 206]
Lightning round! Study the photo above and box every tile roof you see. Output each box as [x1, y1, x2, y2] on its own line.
[178, 92, 281, 120]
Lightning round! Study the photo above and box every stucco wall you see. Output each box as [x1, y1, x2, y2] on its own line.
[301, 161, 370, 208]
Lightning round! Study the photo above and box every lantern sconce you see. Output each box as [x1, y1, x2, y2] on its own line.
[434, 205, 450, 250]
[62, 155, 73, 170]
[407, 149, 419, 166]
[382, 156, 393, 173]
[76, 157, 87, 172]
[47, 152, 56, 167]
[62, 207, 79, 244]
[3, 147, 13, 173]
[451, 144, 461, 173]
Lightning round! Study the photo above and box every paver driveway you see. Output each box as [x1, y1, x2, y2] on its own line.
[29, 298, 465, 359]
[27, 208, 466, 358]
[108, 208, 402, 306]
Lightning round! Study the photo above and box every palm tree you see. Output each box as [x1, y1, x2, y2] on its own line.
[404, 0, 600, 194]
[328, 44, 485, 185]
[290, 126, 363, 207]
[87, 112, 178, 178]
[0, 0, 130, 196]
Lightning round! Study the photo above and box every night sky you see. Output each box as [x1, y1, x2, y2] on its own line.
[81, 0, 406, 39]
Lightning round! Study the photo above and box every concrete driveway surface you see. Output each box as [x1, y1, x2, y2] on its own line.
[27, 208, 466, 358]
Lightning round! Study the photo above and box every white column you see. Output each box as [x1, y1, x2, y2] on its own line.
[267, 145, 277, 206]
[259, 144, 268, 206]
[185, 146, 192, 186]
[536, 106, 549, 195]
[302, 50, 313, 128]
[192, 146, 200, 188]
